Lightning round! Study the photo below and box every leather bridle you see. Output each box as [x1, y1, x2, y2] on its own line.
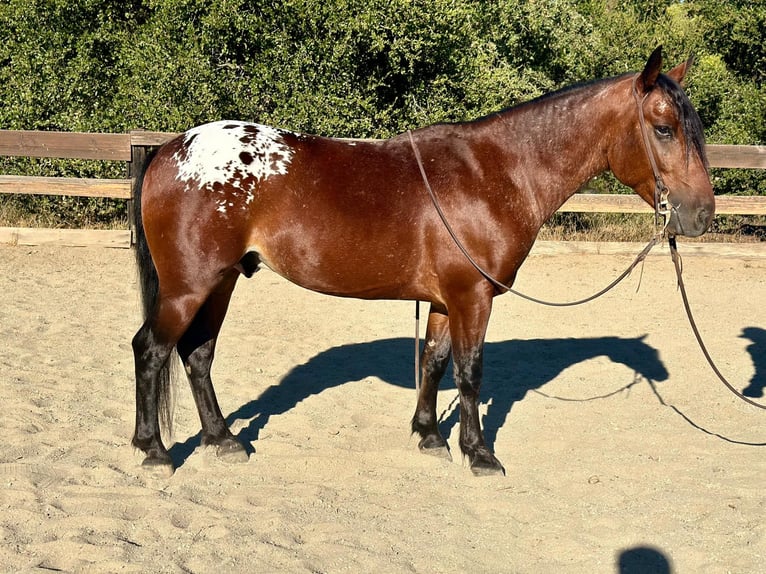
[631, 75, 672, 233]
[406, 72, 668, 302]
[409, 76, 766, 413]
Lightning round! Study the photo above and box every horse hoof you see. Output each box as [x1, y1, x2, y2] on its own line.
[470, 462, 505, 477]
[419, 444, 453, 461]
[141, 457, 175, 478]
[215, 440, 249, 463]
[469, 450, 506, 477]
[417, 434, 451, 458]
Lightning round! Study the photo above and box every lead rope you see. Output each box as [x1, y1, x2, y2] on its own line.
[408, 128, 660, 397]
[414, 301, 420, 396]
[407, 130, 660, 305]
[408, 129, 656, 396]
[668, 236, 766, 410]
[408, 126, 766, 412]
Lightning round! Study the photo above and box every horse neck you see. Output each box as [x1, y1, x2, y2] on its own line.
[490, 75, 632, 223]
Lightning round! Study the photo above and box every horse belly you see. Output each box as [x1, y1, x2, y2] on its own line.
[248, 212, 418, 299]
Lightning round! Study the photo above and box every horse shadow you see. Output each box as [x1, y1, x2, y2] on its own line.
[740, 327, 766, 398]
[169, 335, 669, 466]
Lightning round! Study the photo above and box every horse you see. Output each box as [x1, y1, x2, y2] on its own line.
[131, 46, 714, 477]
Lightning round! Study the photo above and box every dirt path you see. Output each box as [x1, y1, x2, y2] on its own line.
[1, 244, 764, 573]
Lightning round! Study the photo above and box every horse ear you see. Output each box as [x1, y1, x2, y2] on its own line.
[638, 46, 663, 92]
[666, 55, 694, 86]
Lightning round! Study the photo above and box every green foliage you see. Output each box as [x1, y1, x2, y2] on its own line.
[690, 0, 766, 85]
[0, 0, 764, 226]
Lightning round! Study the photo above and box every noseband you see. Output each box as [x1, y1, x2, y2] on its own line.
[631, 75, 672, 232]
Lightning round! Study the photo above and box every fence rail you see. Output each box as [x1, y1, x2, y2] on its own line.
[0, 129, 764, 248]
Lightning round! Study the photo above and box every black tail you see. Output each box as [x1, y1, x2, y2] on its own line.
[132, 147, 177, 438]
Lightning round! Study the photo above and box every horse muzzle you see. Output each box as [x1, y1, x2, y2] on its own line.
[665, 199, 715, 238]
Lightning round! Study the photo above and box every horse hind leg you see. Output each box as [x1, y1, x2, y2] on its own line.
[176, 270, 248, 463]
[411, 305, 453, 460]
[132, 292, 210, 477]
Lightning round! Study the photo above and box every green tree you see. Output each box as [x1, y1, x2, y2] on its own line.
[0, 0, 764, 225]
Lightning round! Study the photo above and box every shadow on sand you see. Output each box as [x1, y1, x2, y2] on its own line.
[617, 545, 673, 573]
[740, 326, 766, 399]
[169, 335, 668, 467]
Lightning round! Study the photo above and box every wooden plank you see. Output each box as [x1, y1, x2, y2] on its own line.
[530, 240, 766, 259]
[559, 194, 649, 213]
[707, 144, 766, 169]
[1, 174, 765, 215]
[130, 130, 179, 147]
[0, 227, 131, 248]
[714, 195, 766, 215]
[0, 131, 132, 161]
[0, 175, 132, 199]
[559, 193, 766, 216]
[0, 132, 763, 168]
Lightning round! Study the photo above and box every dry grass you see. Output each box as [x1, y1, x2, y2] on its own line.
[1, 197, 765, 243]
[0, 202, 61, 228]
[539, 212, 766, 243]
[0, 196, 128, 230]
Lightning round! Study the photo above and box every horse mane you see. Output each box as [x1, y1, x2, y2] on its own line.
[469, 71, 708, 168]
[472, 74, 619, 122]
[656, 74, 708, 168]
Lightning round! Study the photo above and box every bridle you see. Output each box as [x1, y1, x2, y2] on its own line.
[406, 72, 669, 302]
[631, 75, 672, 233]
[409, 77, 766, 413]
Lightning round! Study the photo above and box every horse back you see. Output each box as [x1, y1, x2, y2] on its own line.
[142, 121, 451, 300]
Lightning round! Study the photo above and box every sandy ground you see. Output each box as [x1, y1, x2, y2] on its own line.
[0, 242, 764, 573]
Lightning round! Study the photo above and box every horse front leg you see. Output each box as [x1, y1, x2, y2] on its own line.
[412, 304, 452, 459]
[449, 294, 505, 476]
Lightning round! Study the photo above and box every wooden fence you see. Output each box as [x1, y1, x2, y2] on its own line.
[0, 129, 764, 249]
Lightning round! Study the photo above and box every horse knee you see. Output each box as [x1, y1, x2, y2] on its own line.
[423, 342, 450, 377]
[454, 353, 483, 398]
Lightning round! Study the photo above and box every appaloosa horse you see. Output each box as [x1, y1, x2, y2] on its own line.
[131, 47, 714, 476]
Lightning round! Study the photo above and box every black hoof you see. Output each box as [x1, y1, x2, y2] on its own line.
[213, 437, 249, 463]
[468, 448, 505, 477]
[418, 434, 452, 461]
[140, 456, 175, 478]
[419, 444, 453, 461]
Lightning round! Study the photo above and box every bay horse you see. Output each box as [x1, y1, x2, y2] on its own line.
[131, 47, 714, 477]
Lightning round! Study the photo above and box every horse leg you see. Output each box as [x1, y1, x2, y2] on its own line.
[411, 305, 452, 459]
[132, 292, 209, 476]
[176, 270, 247, 462]
[449, 294, 505, 476]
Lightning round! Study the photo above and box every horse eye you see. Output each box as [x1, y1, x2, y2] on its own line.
[654, 125, 673, 139]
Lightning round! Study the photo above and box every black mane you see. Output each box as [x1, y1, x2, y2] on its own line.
[472, 71, 708, 168]
[656, 74, 708, 168]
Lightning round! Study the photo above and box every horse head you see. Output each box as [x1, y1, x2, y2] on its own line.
[609, 46, 715, 237]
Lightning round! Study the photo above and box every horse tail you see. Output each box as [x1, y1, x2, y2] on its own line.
[132, 147, 177, 438]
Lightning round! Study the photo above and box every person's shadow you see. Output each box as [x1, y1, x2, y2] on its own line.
[169, 335, 668, 466]
[740, 327, 766, 398]
[617, 545, 673, 573]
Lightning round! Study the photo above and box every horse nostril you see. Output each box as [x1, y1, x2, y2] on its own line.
[697, 207, 713, 230]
